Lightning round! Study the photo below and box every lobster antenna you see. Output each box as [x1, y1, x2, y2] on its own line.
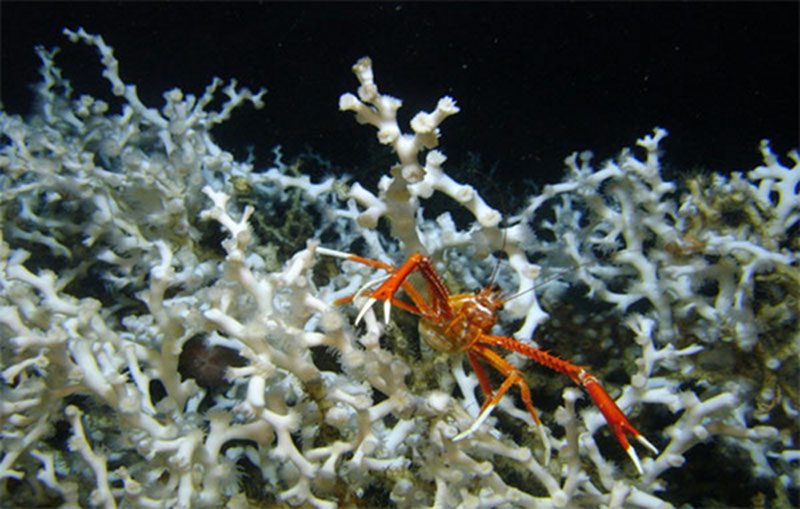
[503, 259, 595, 303]
[486, 219, 507, 290]
[480, 161, 508, 291]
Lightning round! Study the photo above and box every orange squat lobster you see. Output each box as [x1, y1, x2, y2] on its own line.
[318, 247, 658, 473]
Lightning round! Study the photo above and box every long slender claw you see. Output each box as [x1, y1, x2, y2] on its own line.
[612, 424, 659, 475]
[454, 402, 551, 466]
[637, 434, 659, 455]
[625, 444, 644, 475]
[352, 274, 390, 301]
[383, 298, 392, 324]
[579, 370, 658, 473]
[315, 246, 352, 259]
[355, 297, 377, 325]
[453, 403, 497, 441]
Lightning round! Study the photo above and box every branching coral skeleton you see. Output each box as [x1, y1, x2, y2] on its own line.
[0, 28, 796, 508]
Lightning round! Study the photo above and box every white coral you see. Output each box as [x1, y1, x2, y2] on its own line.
[0, 31, 795, 509]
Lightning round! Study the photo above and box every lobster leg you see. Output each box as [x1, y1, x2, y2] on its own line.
[466, 351, 495, 404]
[455, 345, 552, 464]
[482, 334, 658, 474]
[357, 253, 450, 324]
[317, 248, 448, 325]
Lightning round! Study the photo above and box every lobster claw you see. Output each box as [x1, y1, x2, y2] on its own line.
[580, 371, 658, 474]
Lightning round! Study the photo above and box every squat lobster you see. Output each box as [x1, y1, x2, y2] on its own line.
[318, 247, 658, 473]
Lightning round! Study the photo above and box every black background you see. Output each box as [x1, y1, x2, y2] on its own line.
[2, 2, 797, 190]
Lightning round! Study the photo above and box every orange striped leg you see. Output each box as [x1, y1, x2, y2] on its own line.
[481, 334, 658, 473]
[318, 248, 433, 322]
[455, 345, 550, 462]
[467, 351, 495, 404]
[346, 253, 450, 325]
